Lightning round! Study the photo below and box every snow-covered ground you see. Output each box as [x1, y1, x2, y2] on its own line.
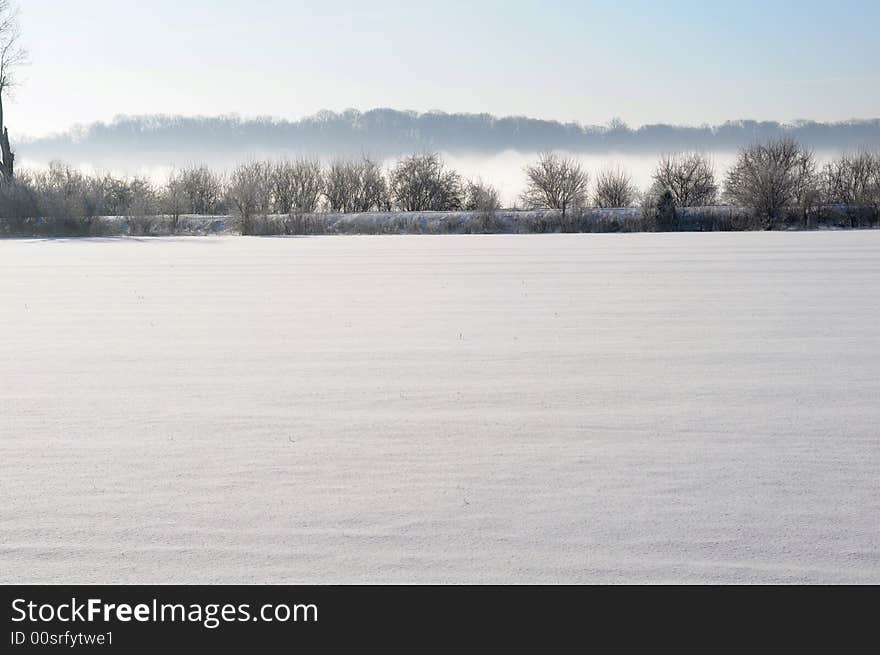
[1, 232, 878, 583]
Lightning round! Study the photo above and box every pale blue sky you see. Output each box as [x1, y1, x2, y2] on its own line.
[12, 0, 880, 136]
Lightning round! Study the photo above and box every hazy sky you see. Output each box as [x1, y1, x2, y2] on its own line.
[12, 0, 880, 137]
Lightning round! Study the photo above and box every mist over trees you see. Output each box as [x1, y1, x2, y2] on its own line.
[18, 110, 880, 168]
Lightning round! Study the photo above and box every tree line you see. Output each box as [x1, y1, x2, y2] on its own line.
[520, 140, 880, 231]
[0, 140, 878, 236]
[24, 112, 880, 168]
[0, 154, 502, 235]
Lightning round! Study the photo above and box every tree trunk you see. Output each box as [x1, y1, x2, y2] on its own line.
[0, 128, 14, 180]
[0, 94, 12, 181]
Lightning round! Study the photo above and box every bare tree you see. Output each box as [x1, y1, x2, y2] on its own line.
[323, 159, 357, 213]
[227, 162, 267, 235]
[822, 151, 880, 207]
[271, 158, 323, 214]
[179, 165, 223, 214]
[324, 158, 388, 213]
[270, 161, 292, 214]
[29, 161, 99, 233]
[464, 179, 500, 212]
[724, 138, 818, 229]
[791, 147, 821, 228]
[270, 160, 295, 214]
[0, 0, 26, 180]
[822, 151, 880, 227]
[520, 152, 588, 218]
[338, 156, 388, 213]
[389, 153, 463, 211]
[593, 166, 638, 208]
[124, 177, 158, 235]
[649, 153, 717, 207]
[464, 178, 501, 232]
[161, 169, 188, 233]
[95, 173, 133, 216]
[0, 167, 36, 231]
[257, 160, 273, 217]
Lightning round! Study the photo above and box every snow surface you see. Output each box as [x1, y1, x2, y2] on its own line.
[1, 232, 878, 583]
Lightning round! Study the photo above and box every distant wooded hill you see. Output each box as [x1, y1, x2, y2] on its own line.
[19, 110, 880, 166]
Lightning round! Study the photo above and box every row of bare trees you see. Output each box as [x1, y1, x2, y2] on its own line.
[519, 142, 880, 229]
[2, 143, 879, 235]
[221, 154, 502, 233]
[518, 151, 722, 220]
[0, 155, 503, 234]
[0, 163, 162, 234]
